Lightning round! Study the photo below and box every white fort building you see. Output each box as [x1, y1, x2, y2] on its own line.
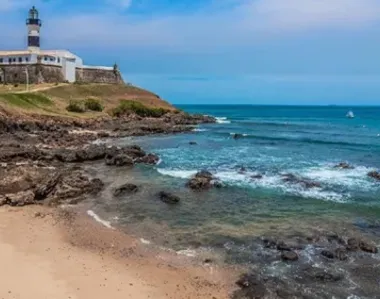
[0, 6, 122, 84]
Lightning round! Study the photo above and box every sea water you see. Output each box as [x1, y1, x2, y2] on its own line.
[89, 105, 380, 256]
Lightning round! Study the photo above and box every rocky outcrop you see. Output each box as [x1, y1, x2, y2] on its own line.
[157, 191, 180, 204]
[186, 171, 222, 191]
[281, 173, 321, 189]
[334, 162, 354, 169]
[113, 183, 139, 197]
[368, 171, 380, 181]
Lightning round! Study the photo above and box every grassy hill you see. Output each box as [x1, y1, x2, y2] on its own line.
[0, 83, 175, 118]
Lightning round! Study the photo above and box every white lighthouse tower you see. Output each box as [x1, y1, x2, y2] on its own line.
[26, 6, 42, 52]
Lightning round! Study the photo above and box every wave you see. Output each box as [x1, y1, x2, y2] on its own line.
[87, 210, 113, 229]
[214, 132, 375, 148]
[157, 168, 197, 179]
[192, 128, 208, 132]
[215, 117, 231, 124]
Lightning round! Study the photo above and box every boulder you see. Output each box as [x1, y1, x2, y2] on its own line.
[277, 242, 292, 251]
[334, 248, 348, 261]
[186, 170, 219, 191]
[158, 191, 180, 204]
[113, 183, 139, 197]
[321, 250, 335, 259]
[5, 190, 35, 206]
[232, 133, 243, 140]
[281, 251, 298, 261]
[359, 241, 378, 254]
[251, 174, 263, 179]
[105, 154, 134, 167]
[34, 172, 62, 201]
[334, 162, 354, 169]
[346, 238, 360, 251]
[137, 153, 159, 165]
[233, 273, 267, 299]
[282, 173, 321, 189]
[189, 141, 197, 145]
[368, 171, 380, 181]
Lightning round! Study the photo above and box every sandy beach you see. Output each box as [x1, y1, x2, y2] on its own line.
[0, 205, 233, 299]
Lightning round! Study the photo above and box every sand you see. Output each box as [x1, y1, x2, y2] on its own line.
[0, 206, 234, 299]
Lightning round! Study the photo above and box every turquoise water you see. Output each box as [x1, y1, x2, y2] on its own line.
[87, 105, 380, 297]
[93, 105, 380, 247]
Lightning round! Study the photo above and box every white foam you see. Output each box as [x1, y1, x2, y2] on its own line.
[192, 128, 208, 132]
[157, 169, 197, 179]
[87, 210, 113, 229]
[216, 117, 231, 124]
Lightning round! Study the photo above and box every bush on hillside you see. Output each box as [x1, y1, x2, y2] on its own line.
[84, 98, 103, 112]
[111, 100, 169, 118]
[66, 100, 85, 113]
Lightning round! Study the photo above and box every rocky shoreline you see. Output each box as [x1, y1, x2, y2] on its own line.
[1, 110, 380, 299]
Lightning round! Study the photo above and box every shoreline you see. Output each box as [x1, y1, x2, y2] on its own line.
[0, 204, 235, 299]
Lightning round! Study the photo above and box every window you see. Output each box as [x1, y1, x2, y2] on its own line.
[44, 56, 47, 61]
[18, 57, 22, 63]
[57, 57, 60, 63]
[25, 57, 29, 62]
[50, 57, 55, 62]
[13, 58, 16, 62]
[0, 58, 3, 63]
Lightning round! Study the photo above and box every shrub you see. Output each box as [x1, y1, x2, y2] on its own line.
[111, 100, 169, 118]
[66, 100, 85, 113]
[84, 98, 103, 112]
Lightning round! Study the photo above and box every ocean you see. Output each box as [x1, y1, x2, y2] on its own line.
[87, 105, 380, 297]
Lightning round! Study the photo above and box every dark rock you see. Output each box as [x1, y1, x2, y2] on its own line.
[232, 133, 243, 140]
[277, 241, 292, 251]
[321, 250, 335, 259]
[203, 258, 213, 264]
[334, 162, 354, 169]
[158, 191, 180, 204]
[368, 171, 380, 181]
[189, 141, 197, 145]
[359, 240, 378, 253]
[233, 273, 267, 299]
[281, 251, 298, 261]
[113, 183, 139, 197]
[105, 154, 134, 167]
[263, 237, 277, 249]
[334, 248, 348, 261]
[34, 172, 62, 201]
[251, 174, 263, 179]
[312, 269, 343, 282]
[137, 153, 159, 165]
[187, 170, 218, 191]
[347, 238, 360, 251]
[54, 149, 78, 162]
[282, 173, 321, 189]
[5, 190, 35, 206]
[238, 167, 247, 174]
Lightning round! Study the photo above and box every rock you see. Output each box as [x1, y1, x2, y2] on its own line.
[203, 258, 213, 264]
[282, 173, 321, 189]
[34, 172, 62, 201]
[77, 144, 107, 161]
[137, 153, 159, 165]
[189, 141, 197, 145]
[312, 270, 343, 282]
[368, 171, 380, 181]
[158, 191, 180, 204]
[0, 195, 7, 206]
[251, 174, 263, 179]
[34, 211, 46, 218]
[334, 248, 348, 261]
[238, 167, 247, 174]
[334, 162, 354, 169]
[105, 154, 134, 166]
[263, 237, 277, 249]
[187, 170, 218, 191]
[5, 190, 35, 206]
[281, 251, 298, 261]
[232, 133, 243, 140]
[346, 238, 360, 251]
[359, 241, 378, 253]
[54, 149, 78, 162]
[321, 250, 335, 259]
[277, 242, 292, 251]
[113, 183, 139, 197]
[233, 273, 267, 299]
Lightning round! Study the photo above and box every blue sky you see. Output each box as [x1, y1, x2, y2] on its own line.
[1, 0, 380, 105]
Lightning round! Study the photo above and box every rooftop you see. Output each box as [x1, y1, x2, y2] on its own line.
[0, 50, 78, 59]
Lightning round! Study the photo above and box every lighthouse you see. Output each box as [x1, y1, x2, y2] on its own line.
[26, 6, 42, 52]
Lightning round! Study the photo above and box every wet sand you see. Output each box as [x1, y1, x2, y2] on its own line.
[0, 205, 234, 299]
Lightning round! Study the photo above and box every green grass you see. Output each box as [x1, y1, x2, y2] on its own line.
[0, 93, 53, 109]
[66, 100, 86, 113]
[111, 100, 169, 117]
[84, 98, 103, 112]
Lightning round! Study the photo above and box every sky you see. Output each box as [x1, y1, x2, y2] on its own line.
[1, 0, 380, 105]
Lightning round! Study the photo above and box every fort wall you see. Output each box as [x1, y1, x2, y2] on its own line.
[75, 67, 123, 84]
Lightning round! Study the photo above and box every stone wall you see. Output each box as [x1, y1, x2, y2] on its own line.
[75, 67, 123, 84]
[0, 64, 64, 84]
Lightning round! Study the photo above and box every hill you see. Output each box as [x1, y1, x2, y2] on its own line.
[0, 83, 176, 118]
